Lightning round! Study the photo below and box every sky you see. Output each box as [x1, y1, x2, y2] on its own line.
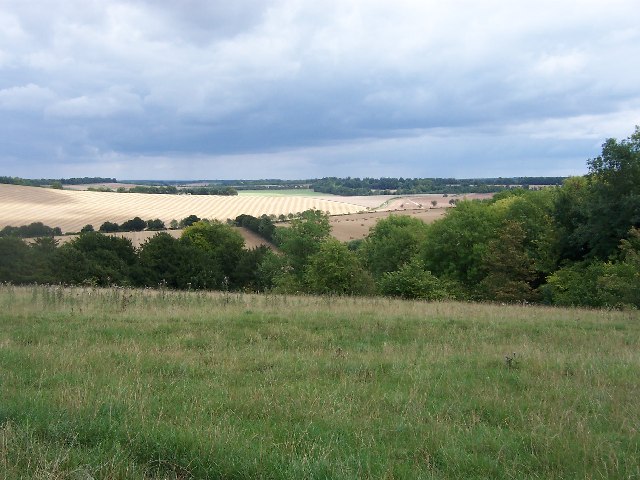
[0, 0, 639, 180]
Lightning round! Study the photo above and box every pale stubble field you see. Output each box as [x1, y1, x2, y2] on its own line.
[0, 184, 489, 242]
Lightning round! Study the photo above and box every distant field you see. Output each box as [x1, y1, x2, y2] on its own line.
[1, 185, 491, 239]
[237, 189, 330, 196]
[1, 285, 638, 478]
[0, 184, 366, 233]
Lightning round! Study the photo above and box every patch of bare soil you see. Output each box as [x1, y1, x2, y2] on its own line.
[329, 208, 448, 242]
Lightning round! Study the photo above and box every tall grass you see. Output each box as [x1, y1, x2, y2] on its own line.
[0, 284, 638, 478]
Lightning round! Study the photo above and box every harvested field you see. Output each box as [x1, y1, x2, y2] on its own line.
[329, 208, 448, 241]
[379, 193, 493, 211]
[0, 184, 366, 234]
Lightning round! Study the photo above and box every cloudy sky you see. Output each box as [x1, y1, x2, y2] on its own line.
[1, 0, 638, 180]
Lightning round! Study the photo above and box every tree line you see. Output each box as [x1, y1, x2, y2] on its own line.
[0, 128, 637, 307]
[310, 176, 566, 196]
[0, 176, 116, 187]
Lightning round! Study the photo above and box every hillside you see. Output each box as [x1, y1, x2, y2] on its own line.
[0, 184, 367, 233]
[1, 285, 638, 478]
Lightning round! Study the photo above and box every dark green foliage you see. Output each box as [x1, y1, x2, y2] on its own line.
[379, 257, 447, 300]
[179, 215, 200, 228]
[543, 261, 607, 307]
[120, 217, 146, 232]
[80, 224, 94, 233]
[128, 185, 179, 194]
[55, 232, 137, 286]
[233, 246, 272, 291]
[234, 214, 276, 243]
[359, 215, 429, 278]
[552, 176, 591, 260]
[0, 222, 62, 238]
[0, 176, 115, 186]
[546, 228, 640, 308]
[478, 221, 538, 302]
[136, 232, 195, 288]
[275, 210, 331, 278]
[304, 239, 374, 295]
[490, 189, 559, 280]
[28, 237, 58, 283]
[421, 200, 500, 290]
[311, 176, 564, 195]
[0, 238, 42, 283]
[180, 220, 245, 289]
[555, 127, 640, 261]
[99, 221, 120, 233]
[145, 219, 166, 231]
[582, 127, 640, 258]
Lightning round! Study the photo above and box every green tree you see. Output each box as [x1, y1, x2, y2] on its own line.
[478, 221, 538, 302]
[543, 261, 606, 307]
[121, 216, 146, 232]
[99, 221, 120, 233]
[582, 126, 640, 258]
[136, 232, 193, 288]
[379, 257, 447, 300]
[275, 209, 331, 278]
[146, 219, 166, 231]
[555, 127, 640, 262]
[552, 176, 591, 261]
[233, 246, 272, 291]
[490, 188, 559, 279]
[598, 228, 640, 308]
[0, 237, 38, 283]
[179, 215, 200, 228]
[180, 220, 245, 289]
[29, 237, 58, 283]
[304, 238, 374, 295]
[359, 215, 429, 279]
[56, 232, 137, 286]
[421, 200, 500, 292]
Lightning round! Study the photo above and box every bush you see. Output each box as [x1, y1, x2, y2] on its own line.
[379, 258, 448, 300]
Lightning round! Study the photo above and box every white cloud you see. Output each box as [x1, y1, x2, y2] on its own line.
[0, 83, 55, 110]
[46, 87, 143, 118]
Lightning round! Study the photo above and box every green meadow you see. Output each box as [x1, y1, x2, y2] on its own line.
[236, 189, 331, 196]
[0, 285, 639, 479]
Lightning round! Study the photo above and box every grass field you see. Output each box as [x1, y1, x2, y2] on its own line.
[237, 189, 332, 197]
[1, 285, 638, 478]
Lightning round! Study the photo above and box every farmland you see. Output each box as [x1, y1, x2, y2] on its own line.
[1, 285, 638, 479]
[0, 184, 487, 241]
[0, 184, 367, 234]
